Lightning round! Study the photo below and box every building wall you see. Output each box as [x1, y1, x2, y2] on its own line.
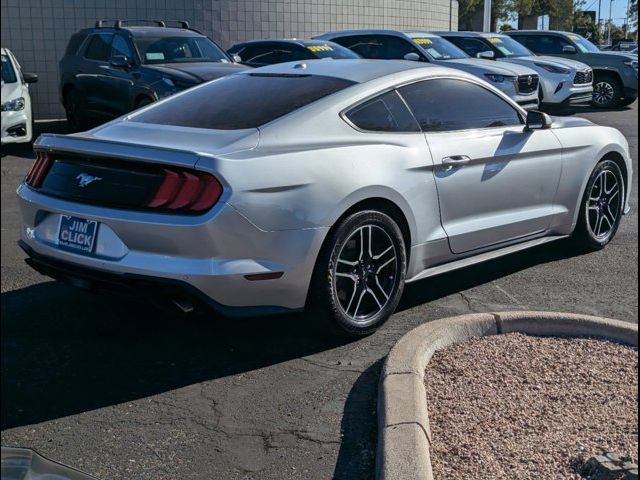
[1, 0, 458, 119]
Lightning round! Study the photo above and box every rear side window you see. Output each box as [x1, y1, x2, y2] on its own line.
[345, 90, 420, 132]
[85, 33, 114, 61]
[332, 35, 423, 60]
[398, 78, 523, 132]
[132, 73, 356, 130]
[65, 32, 88, 56]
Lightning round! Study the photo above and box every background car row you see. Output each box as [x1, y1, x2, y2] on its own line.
[2, 20, 638, 146]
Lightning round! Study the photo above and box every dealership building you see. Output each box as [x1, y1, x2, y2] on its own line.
[1, 0, 459, 119]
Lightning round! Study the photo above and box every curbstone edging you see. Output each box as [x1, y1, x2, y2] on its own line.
[376, 311, 638, 480]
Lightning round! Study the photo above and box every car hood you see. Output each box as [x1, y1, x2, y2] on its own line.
[444, 57, 537, 76]
[506, 55, 590, 71]
[144, 62, 249, 83]
[1, 79, 22, 103]
[579, 51, 638, 63]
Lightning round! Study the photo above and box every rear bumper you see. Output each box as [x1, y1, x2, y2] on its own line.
[17, 183, 328, 313]
[19, 240, 299, 317]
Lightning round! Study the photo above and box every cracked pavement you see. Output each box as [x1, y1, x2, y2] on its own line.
[1, 104, 638, 479]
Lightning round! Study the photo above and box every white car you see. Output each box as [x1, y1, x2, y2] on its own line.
[439, 32, 594, 106]
[1, 48, 37, 144]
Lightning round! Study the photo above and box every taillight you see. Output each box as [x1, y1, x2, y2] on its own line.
[25, 151, 54, 188]
[147, 168, 223, 212]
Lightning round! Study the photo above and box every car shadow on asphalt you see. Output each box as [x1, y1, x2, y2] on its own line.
[0, 281, 349, 431]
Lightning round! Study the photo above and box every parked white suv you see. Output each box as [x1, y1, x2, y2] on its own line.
[314, 30, 542, 110]
[438, 32, 594, 106]
[1, 48, 37, 144]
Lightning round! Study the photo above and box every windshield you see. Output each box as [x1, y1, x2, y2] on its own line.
[410, 36, 468, 60]
[1, 55, 18, 83]
[566, 33, 601, 53]
[485, 36, 533, 57]
[135, 36, 230, 64]
[305, 43, 360, 59]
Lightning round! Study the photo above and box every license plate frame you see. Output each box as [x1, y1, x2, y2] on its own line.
[57, 215, 98, 255]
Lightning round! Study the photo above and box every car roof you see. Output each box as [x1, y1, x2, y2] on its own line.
[317, 29, 410, 39]
[231, 39, 341, 48]
[432, 31, 507, 38]
[88, 26, 204, 37]
[506, 30, 574, 35]
[240, 58, 452, 83]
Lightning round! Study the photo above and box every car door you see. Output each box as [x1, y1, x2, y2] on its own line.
[398, 78, 563, 254]
[79, 32, 114, 117]
[101, 33, 137, 116]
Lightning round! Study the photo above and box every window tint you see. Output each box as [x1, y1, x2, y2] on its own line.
[132, 73, 356, 130]
[446, 37, 493, 58]
[84, 33, 114, 61]
[514, 35, 569, 55]
[398, 79, 523, 132]
[135, 36, 229, 64]
[332, 35, 424, 60]
[237, 44, 311, 66]
[65, 32, 88, 56]
[305, 42, 360, 59]
[111, 35, 133, 59]
[346, 90, 420, 132]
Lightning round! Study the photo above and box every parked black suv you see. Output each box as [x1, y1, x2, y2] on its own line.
[59, 20, 248, 128]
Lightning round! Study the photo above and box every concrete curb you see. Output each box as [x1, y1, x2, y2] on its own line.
[376, 311, 638, 480]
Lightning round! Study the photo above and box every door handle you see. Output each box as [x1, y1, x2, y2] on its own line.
[442, 155, 471, 166]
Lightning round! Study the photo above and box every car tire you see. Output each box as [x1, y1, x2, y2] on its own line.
[573, 159, 625, 250]
[64, 88, 86, 131]
[592, 74, 623, 108]
[309, 210, 407, 337]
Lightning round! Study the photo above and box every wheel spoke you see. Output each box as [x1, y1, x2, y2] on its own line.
[367, 287, 383, 310]
[374, 276, 390, 301]
[351, 287, 367, 317]
[344, 283, 360, 316]
[336, 272, 358, 282]
[609, 189, 619, 203]
[376, 256, 396, 274]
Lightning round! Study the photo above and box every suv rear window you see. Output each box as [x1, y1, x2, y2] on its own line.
[132, 73, 356, 130]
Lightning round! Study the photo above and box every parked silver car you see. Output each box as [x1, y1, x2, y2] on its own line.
[17, 60, 632, 336]
[314, 30, 542, 109]
[436, 31, 594, 106]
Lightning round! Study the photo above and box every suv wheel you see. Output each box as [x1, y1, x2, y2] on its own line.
[310, 210, 406, 337]
[592, 74, 623, 108]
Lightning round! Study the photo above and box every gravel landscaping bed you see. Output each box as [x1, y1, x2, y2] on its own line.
[425, 333, 638, 480]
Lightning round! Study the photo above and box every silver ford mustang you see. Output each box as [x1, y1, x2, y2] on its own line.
[17, 59, 632, 336]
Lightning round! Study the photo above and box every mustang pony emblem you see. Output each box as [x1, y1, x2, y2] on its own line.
[76, 173, 102, 188]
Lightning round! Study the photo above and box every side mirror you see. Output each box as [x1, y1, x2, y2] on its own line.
[232, 54, 242, 63]
[562, 45, 577, 54]
[477, 50, 496, 60]
[525, 110, 552, 131]
[109, 55, 130, 69]
[23, 72, 38, 84]
[403, 52, 421, 62]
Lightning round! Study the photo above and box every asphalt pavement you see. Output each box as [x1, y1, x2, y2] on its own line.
[1, 104, 638, 480]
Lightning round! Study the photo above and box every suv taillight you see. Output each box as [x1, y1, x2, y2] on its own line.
[25, 152, 54, 188]
[147, 168, 223, 212]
